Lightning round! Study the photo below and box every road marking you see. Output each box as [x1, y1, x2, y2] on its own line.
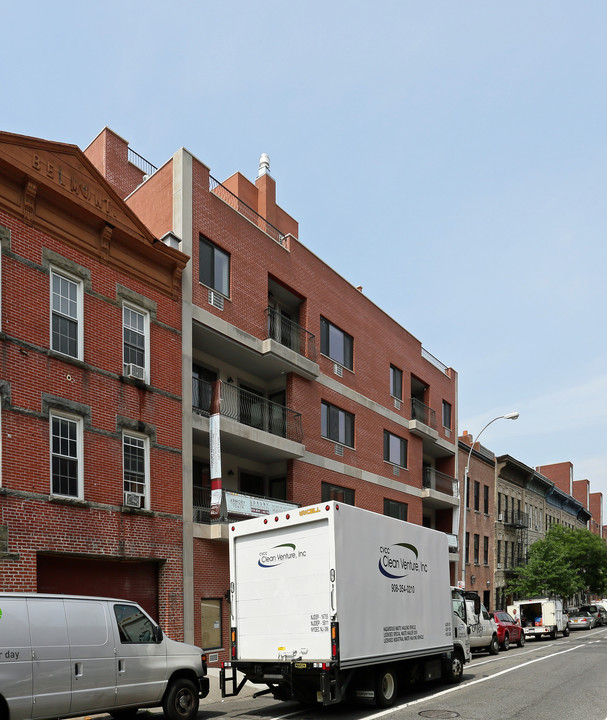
[355, 643, 582, 720]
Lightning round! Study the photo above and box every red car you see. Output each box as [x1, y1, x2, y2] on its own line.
[490, 611, 526, 650]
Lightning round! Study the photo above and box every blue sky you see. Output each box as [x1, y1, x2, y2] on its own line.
[3, 2, 607, 500]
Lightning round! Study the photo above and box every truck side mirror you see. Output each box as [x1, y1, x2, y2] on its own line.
[154, 626, 164, 643]
[474, 597, 481, 615]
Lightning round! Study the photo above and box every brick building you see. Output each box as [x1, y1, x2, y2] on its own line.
[85, 128, 461, 659]
[0, 132, 188, 638]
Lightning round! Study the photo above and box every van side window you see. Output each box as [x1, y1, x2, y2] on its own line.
[114, 604, 156, 644]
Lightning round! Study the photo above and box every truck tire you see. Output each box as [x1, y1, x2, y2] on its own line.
[550, 628, 557, 640]
[563, 625, 570, 637]
[162, 678, 199, 720]
[489, 635, 499, 655]
[375, 666, 398, 707]
[443, 649, 464, 684]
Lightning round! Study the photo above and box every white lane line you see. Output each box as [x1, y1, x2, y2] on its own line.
[352, 643, 582, 720]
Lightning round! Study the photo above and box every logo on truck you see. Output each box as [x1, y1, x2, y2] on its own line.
[258, 543, 305, 567]
[378, 543, 428, 579]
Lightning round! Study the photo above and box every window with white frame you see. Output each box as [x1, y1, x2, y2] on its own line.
[51, 268, 83, 360]
[123, 305, 149, 382]
[50, 411, 83, 498]
[123, 433, 149, 509]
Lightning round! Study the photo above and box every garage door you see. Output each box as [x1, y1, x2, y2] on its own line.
[37, 555, 159, 620]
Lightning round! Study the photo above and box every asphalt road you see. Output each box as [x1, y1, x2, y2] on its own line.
[192, 624, 607, 720]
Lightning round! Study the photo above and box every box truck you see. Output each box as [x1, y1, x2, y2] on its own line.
[220, 502, 472, 707]
[507, 598, 569, 639]
[0, 593, 209, 720]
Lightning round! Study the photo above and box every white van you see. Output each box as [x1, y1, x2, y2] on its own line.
[0, 593, 209, 720]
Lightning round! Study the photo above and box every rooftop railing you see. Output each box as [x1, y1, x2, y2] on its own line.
[209, 175, 287, 247]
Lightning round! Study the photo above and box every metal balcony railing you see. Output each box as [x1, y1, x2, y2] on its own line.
[411, 398, 437, 429]
[265, 307, 317, 362]
[422, 467, 457, 497]
[193, 487, 298, 524]
[209, 175, 287, 247]
[192, 378, 303, 443]
[504, 511, 529, 529]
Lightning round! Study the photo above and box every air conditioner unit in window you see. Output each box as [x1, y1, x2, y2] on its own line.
[125, 363, 145, 381]
[124, 491, 144, 508]
[497, 563, 502, 569]
[498, 514, 504, 522]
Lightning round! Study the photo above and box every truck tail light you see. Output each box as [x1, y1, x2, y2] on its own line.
[331, 622, 339, 661]
[231, 627, 237, 659]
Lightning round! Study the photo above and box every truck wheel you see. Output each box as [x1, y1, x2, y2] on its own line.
[443, 649, 464, 684]
[162, 678, 199, 720]
[489, 635, 499, 655]
[501, 633, 509, 651]
[517, 632, 525, 648]
[550, 628, 557, 640]
[563, 626, 570, 637]
[375, 667, 398, 707]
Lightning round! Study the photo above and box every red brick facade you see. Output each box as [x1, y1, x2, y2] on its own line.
[0, 132, 188, 639]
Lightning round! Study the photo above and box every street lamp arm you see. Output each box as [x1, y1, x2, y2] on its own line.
[460, 411, 519, 588]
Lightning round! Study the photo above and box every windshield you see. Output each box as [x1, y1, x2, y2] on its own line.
[452, 589, 466, 622]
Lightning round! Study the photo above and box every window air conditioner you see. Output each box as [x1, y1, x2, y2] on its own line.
[124, 491, 144, 508]
[125, 363, 145, 381]
[498, 513, 504, 522]
[497, 563, 502, 569]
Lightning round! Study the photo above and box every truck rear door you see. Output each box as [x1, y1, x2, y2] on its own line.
[233, 517, 332, 661]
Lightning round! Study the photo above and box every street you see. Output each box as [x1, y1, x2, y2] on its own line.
[192, 625, 607, 720]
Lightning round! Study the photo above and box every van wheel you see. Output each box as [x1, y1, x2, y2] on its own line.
[375, 666, 398, 707]
[162, 678, 199, 720]
[489, 635, 499, 655]
[443, 649, 464, 684]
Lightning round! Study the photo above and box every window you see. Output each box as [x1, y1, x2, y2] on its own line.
[199, 236, 230, 296]
[473, 534, 480, 565]
[321, 401, 354, 447]
[483, 485, 489, 514]
[465, 532, 469, 564]
[474, 480, 480, 511]
[320, 317, 353, 370]
[123, 433, 149, 509]
[384, 498, 408, 521]
[200, 599, 222, 650]
[114, 604, 156, 644]
[390, 365, 403, 400]
[466, 477, 470, 509]
[442, 400, 452, 430]
[50, 411, 83, 498]
[383, 430, 407, 468]
[497, 539, 501, 565]
[51, 269, 83, 359]
[123, 305, 149, 381]
[322, 482, 354, 505]
[483, 536, 489, 565]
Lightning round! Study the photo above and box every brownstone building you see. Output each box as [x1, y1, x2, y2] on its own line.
[0, 132, 188, 638]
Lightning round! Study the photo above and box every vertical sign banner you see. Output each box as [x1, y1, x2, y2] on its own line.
[209, 413, 222, 519]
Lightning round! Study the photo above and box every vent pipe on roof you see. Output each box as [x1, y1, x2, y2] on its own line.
[258, 153, 271, 177]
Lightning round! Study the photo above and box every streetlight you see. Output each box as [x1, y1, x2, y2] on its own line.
[460, 412, 519, 588]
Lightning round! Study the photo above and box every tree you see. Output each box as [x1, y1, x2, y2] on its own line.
[508, 525, 607, 600]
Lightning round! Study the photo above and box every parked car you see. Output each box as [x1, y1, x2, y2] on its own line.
[568, 610, 596, 630]
[579, 604, 605, 626]
[490, 611, 525, 650]
[466, 600, 499, 655]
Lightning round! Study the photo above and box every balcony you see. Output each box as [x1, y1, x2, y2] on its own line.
[409, 399, 455, 459]
[193, 488, 299, 539]
[422, 468, 459, 510]
[503, 511, 529, 529]
[266, 306, 317, 362]
[192, 378, 305, 463]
